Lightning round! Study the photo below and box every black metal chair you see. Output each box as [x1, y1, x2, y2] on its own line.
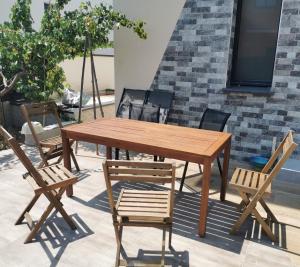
[179, 108, 231, 192]
[145, 90, 174, 124]
[129, 103, 160, 122]
[115, 89, 148, 160]
[124, 103, 160, 160]
[116, 88, 148, 118]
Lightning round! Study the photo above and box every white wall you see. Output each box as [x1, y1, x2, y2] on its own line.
[60, 56, 114, 93]
[113, 0, 185, 106]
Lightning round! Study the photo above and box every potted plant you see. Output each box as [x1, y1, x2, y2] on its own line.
[0, 0, 146, 129]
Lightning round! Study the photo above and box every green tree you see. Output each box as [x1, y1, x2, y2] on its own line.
[0, 0, 146, 101]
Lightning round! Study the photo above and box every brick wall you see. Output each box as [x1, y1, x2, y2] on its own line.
[151, 0, 300, 161]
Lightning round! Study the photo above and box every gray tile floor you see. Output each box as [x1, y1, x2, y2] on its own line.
[0, 144, 299, 267]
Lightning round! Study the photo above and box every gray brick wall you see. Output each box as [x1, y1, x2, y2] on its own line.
[151, 0, 300, 161]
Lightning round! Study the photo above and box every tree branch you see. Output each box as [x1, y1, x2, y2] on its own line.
[0, 71, 26, 98]
[0, 71, 8, 87]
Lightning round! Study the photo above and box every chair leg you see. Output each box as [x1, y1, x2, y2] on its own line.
[45, 189, 77, 230]
[56, 154, 64, 165]
[198, 164, 203, 174]
[168, 225, 172, 249]
[158, 156, 165, 162]
[114, 224, 124, 267]
[39, 148, 55, 168]
[126, 150, 130, 160]
[259, 198, 278, 223]
[179, 161, 189, 192]
[70, 150, 80, 171]
[15, 194, 40, 225]
[115, 148, 119, 160]
[252, 208, 276, 241]
[75, 141, 79, 154]
[24, 200, 55, 243]
[231, 192, 276, 241]
[230, 192, 254, 234]
[38, 158, 48, 168]
[161, 228, 166, 267]
[217, 157, 223, 177]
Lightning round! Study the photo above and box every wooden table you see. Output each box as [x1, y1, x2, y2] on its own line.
[61, 118, 231, 237]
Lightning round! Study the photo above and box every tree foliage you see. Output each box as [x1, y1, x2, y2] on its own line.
[0, 0, 146, 101]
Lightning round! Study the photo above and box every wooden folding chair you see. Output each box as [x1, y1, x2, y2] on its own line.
[103, 160, 176, 267]
[0, 125, 78, 243]
[21, 101, 79, 171]
[229, 130, 298, 241]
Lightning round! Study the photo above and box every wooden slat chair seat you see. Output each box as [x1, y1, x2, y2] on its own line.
[103, 160, 176, 267]
[0, 125, 78, 244]
[40, 135, 64, 148]
[230, 168, 271, 196]
[230, 130, 298, 241]
[21, 102, 79, 171]
[116, 189, 172, 223]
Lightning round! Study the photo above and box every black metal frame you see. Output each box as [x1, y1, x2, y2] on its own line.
[145, 90, 174, 124]
[129, 103, 161, 123]
[230, 0, 283, 88]
[179, 108, 231, 192]
[115, 89, 174, 160]
[116, 88, 148, 118]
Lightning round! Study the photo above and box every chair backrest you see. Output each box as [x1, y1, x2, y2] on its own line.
[199, 108, 231, 132]
[116, 88, 148, 118]
[145, 90, 174, 124]
[255, 130, 298, 199]
[129, 103, 160, 123]
[21, 101, 62, 150]
[262, 130, 298, 176]
[102, 160, 176, 217]
[0, 125, 46, 188]
[21, 101, 62, 128]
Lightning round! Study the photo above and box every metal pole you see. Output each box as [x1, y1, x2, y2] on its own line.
[78, 36, 88, 124]
[89, 37, 99, 155]
[90, 47, 104, 118]
[75, 36, 88, 154]
[89, 39, 97, 120]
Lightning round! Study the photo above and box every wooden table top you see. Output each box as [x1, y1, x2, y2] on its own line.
[62, 118, 231, 163]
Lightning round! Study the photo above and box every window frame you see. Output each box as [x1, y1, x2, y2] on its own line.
[230, 0, 283, 88]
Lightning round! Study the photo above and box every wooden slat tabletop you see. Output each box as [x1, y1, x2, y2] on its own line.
[61, 117, 232, 237]
[62, 118, 231, 163]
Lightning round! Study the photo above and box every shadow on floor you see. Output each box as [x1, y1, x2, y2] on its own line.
[33, 212, 94, 267]
[72, 181, 295, 256]
[0, 145, 41, 171]
[122, 247, 189, 267]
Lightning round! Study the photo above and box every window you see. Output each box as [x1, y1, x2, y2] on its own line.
[230, 0, 282, 87]
[44, 2, 50, 11]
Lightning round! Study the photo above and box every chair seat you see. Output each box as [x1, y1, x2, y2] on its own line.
[229, 168, 271, 195]
[40, 136, 63, 148]
[26, 164, 77, 193]
[116, 189, 172, 223]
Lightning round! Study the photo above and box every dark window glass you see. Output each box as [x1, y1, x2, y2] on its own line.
[231, 0, 282, 87]
[44, 3, 50, 11]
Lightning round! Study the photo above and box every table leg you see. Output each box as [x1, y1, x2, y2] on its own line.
[106, 146, 112, 159]
[62, 131, 73, 197]
[221, 138, 231, 201]
[199, 158, 212, 237]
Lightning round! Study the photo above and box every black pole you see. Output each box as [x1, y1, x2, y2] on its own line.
[75, 36, 88, 154]
[90, 47, 104, 118]
[89, 38, 97, 120]
[78, 36, 88, 124]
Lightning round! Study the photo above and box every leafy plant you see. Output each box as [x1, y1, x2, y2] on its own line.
[0, 0, 146, 101]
